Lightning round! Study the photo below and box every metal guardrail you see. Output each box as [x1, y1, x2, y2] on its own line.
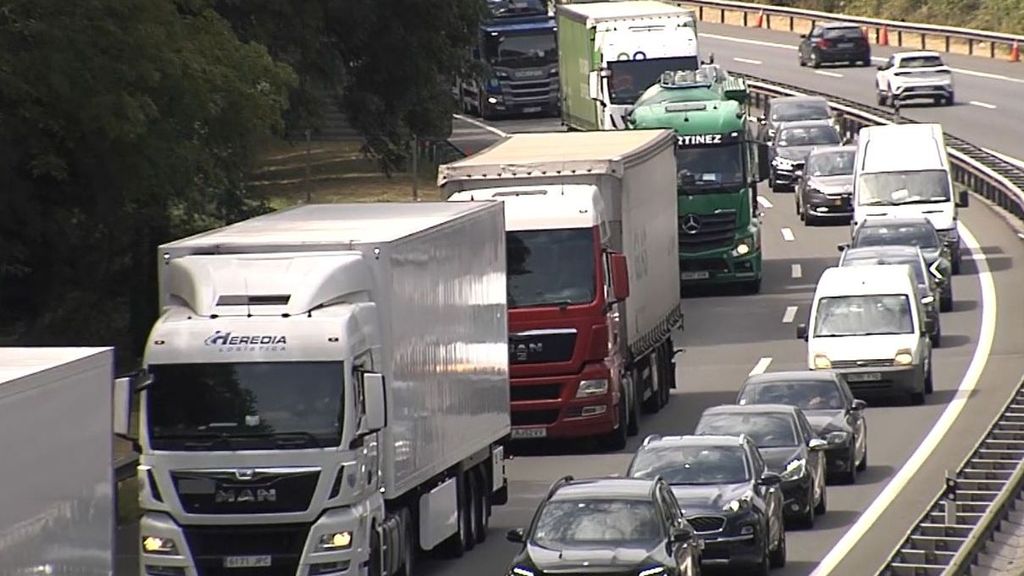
[739, 73, 1024, 574]
[671, 0, 1024, 60]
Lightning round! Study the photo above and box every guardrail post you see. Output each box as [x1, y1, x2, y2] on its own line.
[944, 472, 958, 525]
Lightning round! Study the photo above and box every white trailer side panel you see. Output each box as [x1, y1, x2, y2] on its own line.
[0, 347, 114, 575]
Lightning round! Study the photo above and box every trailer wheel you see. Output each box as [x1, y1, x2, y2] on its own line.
[398, 509, 417, 576]
[659, 340, 673, 407]
[641, 350, 662, 414]
[473, 468, 490, 543]
[440, 475, 470, 558]
[465, 473, 479, 551]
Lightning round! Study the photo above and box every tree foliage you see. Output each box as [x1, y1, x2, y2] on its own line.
[763, 0, 1023, 34]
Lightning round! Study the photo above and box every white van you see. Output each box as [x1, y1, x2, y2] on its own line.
[852, 123, 969, 274]
[796, 265, 934, 405]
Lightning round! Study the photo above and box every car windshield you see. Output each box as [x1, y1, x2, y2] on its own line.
[630, 445, 750, 484]
[823, 27, 864, 40]
[608, 56, 699, 105]
[675, 144, 745, 190]
[532, 499, 662, 548]
[696, 413, 799, 448]
[778, 125, 840, 147]
[853, 224, 940, 250]
[482, 31, 557, 67]
[843, 253, 927, 285]
[814, 294, 914, 337]
[771, 101, 829, 122]
[507, 228, 596, 308]
[146, 362, 344, 451]
[739, 380, 844, 411]
[857, 170, 951, 205]
[807, 149, 855, 176]
[900, 56, 944, 68]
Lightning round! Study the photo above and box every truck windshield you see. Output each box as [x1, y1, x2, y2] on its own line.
[507, 228, 596, 309]
[675, 143, 745, 191]
[146, 362, 344, 451]
[608, 56, 699, 105]
[483, 31, 557, 67]
[857, 170, 951, 205]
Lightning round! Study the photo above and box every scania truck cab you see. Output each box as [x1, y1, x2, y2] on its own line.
[628, 67, 771, 293]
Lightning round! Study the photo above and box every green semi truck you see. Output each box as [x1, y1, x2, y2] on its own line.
[627, 66, 770, 293]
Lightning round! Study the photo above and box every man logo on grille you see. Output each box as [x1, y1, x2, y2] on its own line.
[681, 214, 702, 235]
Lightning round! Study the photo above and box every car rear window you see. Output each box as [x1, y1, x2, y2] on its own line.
[901, 56, 944, 68]
[823, 27, 864, 40]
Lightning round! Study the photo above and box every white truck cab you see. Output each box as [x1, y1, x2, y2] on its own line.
[851, 123, 969, 273]
[797, 265, 933, 405]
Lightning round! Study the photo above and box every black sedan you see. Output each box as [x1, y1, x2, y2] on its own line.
[795, 145, 856, 225]
[505, 476, 702, 576]
[736, 371, 868, 484]
[844, 217, 953, 311]
[694, 404, 828, 528]
[627, 434, 786, 573]
[768, 120, 842, 192]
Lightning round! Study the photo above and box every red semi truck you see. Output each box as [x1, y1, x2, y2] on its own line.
[441, 129, 682, 450]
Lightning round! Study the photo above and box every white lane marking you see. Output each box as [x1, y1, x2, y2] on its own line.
[1018, 232, 1024, 240]
[749, 357, 773, 376]
[452, 114, 509, 137]
[969, 100, 998, 110]
[791, 263, 803, 278]
[734, 57, 764, 65]
[781, 227, 796, 241]
[782, 306, 798, 324]
[757, 195, 774, 208]
[814, 70, 845, 78]
[810, 222, 997, 576]
[701, 32, 1024, 85]
[983, 147, 1024, 169]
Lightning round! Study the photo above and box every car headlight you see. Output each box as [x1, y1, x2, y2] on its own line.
[724, 497, 752, 513]
[781, 458, 807, 481]
[576, 378, 609, 398]
[318, 531, 353, 551]
[510, 567, 536, 576]
[813, 354, 832, 369]
[141, 536, 178, 555]
[826, 431, 850, 445]
[921, 295, 935, 305]
[894, 348, 914, 366]
[639, 567, 667, 576]
[772, 156, 793, 168]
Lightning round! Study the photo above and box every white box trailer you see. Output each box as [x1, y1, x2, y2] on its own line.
[0, 347, 115, 576]
[440, 130, 682, 446]
[123, 202, 509, 575]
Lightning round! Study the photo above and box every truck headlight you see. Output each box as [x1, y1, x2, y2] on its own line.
[576, 379, 609, 398]
[141, 536, 178, 555]
[781, 458, 806, 480]
[318, 531, 353, 551]
[894, 349, 914, 366]
[921, 295, 935, 305]
[826, 431, 850, 445]
[813, 354, 832, 369]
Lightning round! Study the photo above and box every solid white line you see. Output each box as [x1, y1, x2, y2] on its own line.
[734, 57, 764, 65]
[781, 227, 795, 241]
[814, 70, 845, 78]
[969, 100, 998, 110]
[757, 195, 774, 209]
[810, 222, 997, 576]
[452, 114, 509, 137]
[782, 306, 798, 324]
[983, 147, 1024, 170]
[791, 263, 803, 278]
[749, 357, 773, 376]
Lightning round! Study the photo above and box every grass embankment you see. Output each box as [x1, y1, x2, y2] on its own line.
[248, 139, 443, 208]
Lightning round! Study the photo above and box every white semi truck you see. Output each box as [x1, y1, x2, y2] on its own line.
[440, 129, 682, 450]
[116, 202, 510, 576]
[0, 347, 118, 575]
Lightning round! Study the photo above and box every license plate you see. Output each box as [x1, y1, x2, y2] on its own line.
[838, 42, 854, 48]
[522, 106, 542, 113]
[846, 372, 882, 382]
[681, 271, 710, 280]
[511, 427, 547, 439]
[224, 556, 272, 568]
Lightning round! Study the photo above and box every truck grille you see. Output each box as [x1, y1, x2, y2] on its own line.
[687, 515, 726, 533]
[512, 410, 560, 426]
[680, 258, 730, 273]
[183, 524, 308, 576]
[510, 383, 563, 402]
[171, 468, 319, 515]
[509, 330, 576, 365]
[831, 358, 895, 369]
[678, 211, 738, 254]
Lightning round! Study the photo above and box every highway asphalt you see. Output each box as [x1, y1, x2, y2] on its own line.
[429, 69, 1024, 575]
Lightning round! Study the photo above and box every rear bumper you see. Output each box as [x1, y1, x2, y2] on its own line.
[817, 47, 871, 62]
[892, 83, 953, 100]
[679, 249, 762, 287]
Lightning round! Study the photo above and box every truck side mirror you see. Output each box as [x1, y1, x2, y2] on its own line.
[362, 372, 387, 433]
[757, 142, 770, 181]
[609, 252, 630, 302]
[957, 189, 970, 207]
[113, 376, 134, 438]
[588, 70, 601, 101]
[796, 323, 808, 340]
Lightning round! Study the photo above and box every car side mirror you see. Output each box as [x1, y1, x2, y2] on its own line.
[837, 243, 849, 252]
[808, 438, 828, 451]
[796, 323, 808, 341]
[957, 189, 970, 207]
[113, 372, 145, 452]
[361, 372, 387, 433]
[671, 524, 695, 543]
[923, 317, 935, 335]
[608, 251, 630, 302]
[757, 142, 770, 181]
[877, 64, 886, 71]
[853, 399, 868, 411]
[506, 528, 526, 543]
[758, 471, 782, 486]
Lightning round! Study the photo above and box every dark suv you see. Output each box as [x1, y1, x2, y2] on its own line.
[505, 476, 703, 576]
[627, 434, 787, 573]
[798, 23, 872, 68]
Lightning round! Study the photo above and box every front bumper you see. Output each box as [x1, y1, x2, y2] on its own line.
[679, 248, 762, 287]
[936, 228, 962, 265]
[779, 475, 814, 517]
[689, 512, 765, 567]
[483, 94, 559, 116]
[805, 192, 853, 218]
[509, 372, 620, 440]
[771, 163, 803, 188]
[824, 443, 856, 475]
[831, 364, 924, 396]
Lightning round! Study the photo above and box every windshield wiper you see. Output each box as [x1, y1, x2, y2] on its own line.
[859, 198, 895, 206]
[153, 432, 238, 449]
[236, 431, 322, 448]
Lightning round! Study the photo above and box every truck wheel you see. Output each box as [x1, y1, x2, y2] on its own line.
[368, 527, 384, 576]
[600, 397, 628, 451]
[626, 373, 640, 436]
[464, 475, 478, 552]
[440, 476, 470, 558]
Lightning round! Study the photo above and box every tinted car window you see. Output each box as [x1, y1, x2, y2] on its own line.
[631, 445, 750, 484]
[854, 224, 940, 249]
[739, 380, 844, 411]
[696, 413, 799, 448]
[901, 56, 944, 68]
[777, 126, 840, 147]
[823, 27, 865, 40]
[843, 253, 926, 285]
[533, 499, 662, 547]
